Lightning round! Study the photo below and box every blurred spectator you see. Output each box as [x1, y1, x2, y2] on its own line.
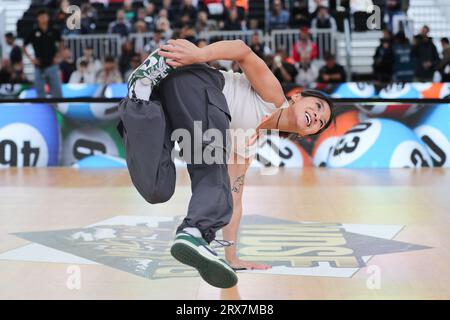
[5, 33, 23, 65]
[80, 2, 98, 34]
[296, 56, 319, 86]
[134, 20, 148, 33]
[23, 8, 63, 98]
[108, 9, 131, 38]
[119, 40, 136, 78]
[0, 60, 11, 83]
[291, 27, 318, 63]
[179, 26, 197, 43]
[144, 29, 165, 52]
[123, 0, 136, 23]
[289, 0, 310, 28]
[311, 6, 337, 57]
[124, 54, 142, 81]
[156, 17, 174, 39]
[196, 38, 208, 48]
[95, 56, 123, 84]
[392, 31, 414, 82]
[53, 0, 71, 35]
[196, 11, 215, 33]
[162, 0, 178, 21]
[310, 0, 330, 19]
[177, 0, 198, 28]
[267, 0, 290, 30]
[69, 58, 95, 83]
[384, 0, 406, 32]
[249, 32, 271, 59]
[311, 6, 336, 30]
[437, 37, 450, 82]
[223, 6, 244, 30]
[59, 47, 76, 83]
[77, 46, 102, 76]
[248, 19, 260, 31]
[231, 60, 241, 73]
[137, 6, 155, 31]
[10, 61, 31, 84]
[317, 53, 346, 83]
[373, 38, 394, 82]
[224, 0, 248, 14]
[204, 0, 224, 16]
[267, 49, 298, 84]
[412, 26, 440, 82]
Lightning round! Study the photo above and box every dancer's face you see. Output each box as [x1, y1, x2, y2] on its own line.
[288, 94, 331, 136]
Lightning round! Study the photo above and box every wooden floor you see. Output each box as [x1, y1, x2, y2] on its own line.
[1, 167, 450, 299]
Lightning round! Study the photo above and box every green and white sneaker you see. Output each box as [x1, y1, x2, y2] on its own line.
[127, 48, 174, 99]
[171, 231, 238, 288]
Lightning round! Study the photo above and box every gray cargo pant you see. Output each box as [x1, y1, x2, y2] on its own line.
[117, 64, 233, 243]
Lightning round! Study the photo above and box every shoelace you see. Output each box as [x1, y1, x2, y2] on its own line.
[210, 239, 235, 249]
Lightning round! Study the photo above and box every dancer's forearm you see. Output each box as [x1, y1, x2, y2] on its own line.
[199, 40, 252, 64]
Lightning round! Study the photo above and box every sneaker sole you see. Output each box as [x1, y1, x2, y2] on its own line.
[171, 242, 238, 289]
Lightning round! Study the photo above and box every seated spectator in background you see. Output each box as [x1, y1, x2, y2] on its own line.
[310, 0, 330, 20]
[53, 0, 71, 35]
[77, 46, 102, 76]
[95, 56, 123, 85]
[108, 9, 131, 38]
[9, 61, 31, 84]
[249, 31, 271, 59]
[373, 38, 394, 82]
[136, 7, 155, 32]
[248, 19, 259, 31]
[289, 0, 310, 28]
[196, 38, 208, 48]
[162, 0, 178, 21]
[384, 0, 406, 33]
[296, 56, 319, 86]
[412, 25, 440, 82]
[5, 33, 22, 65]
[80, 2, 98, 34]
[204, 0, 224, 16]
[267, 49, 298, 84]
[317, 53, 346, 83]
[196, 11, 215, 33]
[437, 37, 450, 82]
[0, 60, 11, 83]
[223, 6, 244, 30]
[156, 17, 173, 39]
[177, 0, 198, 28]
[59, 48, 76, 83]
[123, 0, 136, 23]
[231, 60, 242, 73]
[311, 6, 337, 57]
[291, 27, 318, 63]
[267, 0, 290, 30]
[392, 31, 415, 82]
[224, 0, 248, 14]
[179, 26, 197, 43]
[134, 20, 148, 33]
[123, 54, 142, 81]
[119, 40, 136, 78]
[144, 29, 165, 53]
[69, 58, 95, 83]
[311, 6, 336, 30]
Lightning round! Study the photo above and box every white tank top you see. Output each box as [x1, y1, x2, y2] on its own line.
[219, 70, 288, 159]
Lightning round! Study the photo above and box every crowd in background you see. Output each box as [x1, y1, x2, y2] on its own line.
[0, 0, 449, 98]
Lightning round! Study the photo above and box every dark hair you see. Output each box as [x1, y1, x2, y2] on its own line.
[442, 37, 449, 45]
[36, 8, 49, 17]
[104, 55, 115, 63]
[300, 89, 335, 135]
[5, 32, 14, 39]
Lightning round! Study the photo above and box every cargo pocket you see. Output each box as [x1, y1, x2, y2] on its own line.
[204, 86, 232, 163]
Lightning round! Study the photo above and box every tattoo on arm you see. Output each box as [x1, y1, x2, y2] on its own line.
[231, 175, 245, 193]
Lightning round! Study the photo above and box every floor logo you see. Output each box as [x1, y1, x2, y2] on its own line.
[0, 215, 430, 278]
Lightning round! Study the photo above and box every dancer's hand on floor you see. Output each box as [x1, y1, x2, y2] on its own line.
[228, 259, 272, 271]
[159, 39, 203, 68]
